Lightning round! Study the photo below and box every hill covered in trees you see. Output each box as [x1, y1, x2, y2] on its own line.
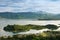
[0, 12, 60, 20]
[0, 31, 60, 40]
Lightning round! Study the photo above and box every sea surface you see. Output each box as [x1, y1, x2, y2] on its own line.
[0, 19, 60, 37]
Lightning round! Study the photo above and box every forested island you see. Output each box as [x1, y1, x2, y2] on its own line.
[0, 16, 60, 40]
[0, 24, 59, 40]
[4, 24, 58, 32]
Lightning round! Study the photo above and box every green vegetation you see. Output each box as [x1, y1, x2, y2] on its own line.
[1, 24, 60, 40]
[3, 24, 58, 32]
[3, 24, 46, 32]
[45, 24, 58, 30]
[0, 31, 60, 40]
[1, 12, 60, 20]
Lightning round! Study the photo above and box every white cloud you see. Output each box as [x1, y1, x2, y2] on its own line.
[0, 0, 60, 13]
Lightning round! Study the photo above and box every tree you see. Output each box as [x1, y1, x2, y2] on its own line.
[45, 24, 58, 30]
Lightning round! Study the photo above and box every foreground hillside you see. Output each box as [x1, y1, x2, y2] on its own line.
[0, 31, 60, 40]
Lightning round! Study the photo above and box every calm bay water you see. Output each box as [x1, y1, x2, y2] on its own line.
[0, 19, 60, 37]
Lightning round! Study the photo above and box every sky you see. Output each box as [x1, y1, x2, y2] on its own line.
[0, 0, 60, 14]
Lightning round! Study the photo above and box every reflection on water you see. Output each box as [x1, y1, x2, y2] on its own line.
[0, 19, 60, 37]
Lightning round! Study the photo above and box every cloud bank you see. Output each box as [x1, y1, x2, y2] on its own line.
[0, 0, 60, 14]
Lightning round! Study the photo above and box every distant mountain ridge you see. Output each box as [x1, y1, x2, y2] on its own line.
[0, 12, 60, 20]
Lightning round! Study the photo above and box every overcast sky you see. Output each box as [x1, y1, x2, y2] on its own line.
[0, 0, 60, 14]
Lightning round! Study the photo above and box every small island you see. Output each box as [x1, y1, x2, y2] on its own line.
[0, 24, 59, 40]
[3, 24, 58, 32]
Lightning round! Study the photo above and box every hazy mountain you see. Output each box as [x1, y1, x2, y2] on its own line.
[0, 12, 60, 20]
